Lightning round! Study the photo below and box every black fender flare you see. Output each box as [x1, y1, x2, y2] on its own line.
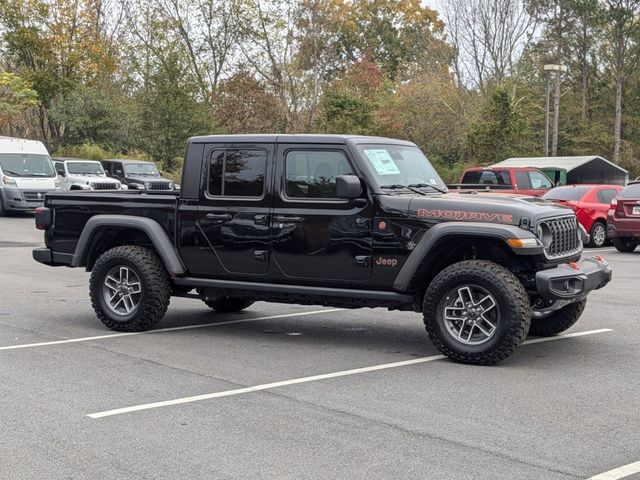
[71, 215, 186, 275]
[393, 222, 541, 292]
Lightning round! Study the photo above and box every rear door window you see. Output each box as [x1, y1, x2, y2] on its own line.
[596, 189, 618, 204]
[208, 149, 267, 198]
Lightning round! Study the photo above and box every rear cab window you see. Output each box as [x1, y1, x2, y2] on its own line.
[462, 170, 511, 185]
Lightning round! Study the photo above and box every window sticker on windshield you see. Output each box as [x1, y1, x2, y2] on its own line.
[363, 149, 401, 175]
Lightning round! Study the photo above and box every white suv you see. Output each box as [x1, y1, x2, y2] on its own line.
[53, 158, 123, 191]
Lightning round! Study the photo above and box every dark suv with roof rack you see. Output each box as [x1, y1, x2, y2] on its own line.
[33, 135, 611, 365]
[101, 159, 176, 191]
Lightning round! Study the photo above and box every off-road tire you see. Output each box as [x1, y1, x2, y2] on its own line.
[528, 299, 586, 337]
[90, 246, 171, 331]
[423, 260, 531, 366]
[203, 297, 254, 313]
[588, 221, 607, 248]
[613, 237, 638, 253]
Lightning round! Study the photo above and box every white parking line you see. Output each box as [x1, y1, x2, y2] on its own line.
[584, 248, 617, 253]
[87, 328, 613, 419]
[587, 460, 640, 480]
[0, 309, 343, 351]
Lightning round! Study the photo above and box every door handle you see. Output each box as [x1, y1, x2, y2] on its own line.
[206, 213, 232, 222]
[274, 215, 303, 224]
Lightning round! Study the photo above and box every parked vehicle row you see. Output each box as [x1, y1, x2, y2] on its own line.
[0, 135, 179, 216]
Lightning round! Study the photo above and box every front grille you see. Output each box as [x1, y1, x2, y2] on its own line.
[540, 216, 581, 259]
[92, 182, 119, 190]
[22, 191, 47, 202]
[147, 181, 172, 191]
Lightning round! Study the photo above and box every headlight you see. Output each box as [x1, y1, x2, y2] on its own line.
[120, 184, 128, 190]
[169, 182, 174, 190]
[54, 177, 61, 188]
[90, 182, 96, 189]
[145, 182, 151, 189]
[2, 175, 17, 186]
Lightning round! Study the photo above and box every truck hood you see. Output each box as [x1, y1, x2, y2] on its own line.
[126, 175, 171, 183]
[68, 174, 119, 183]
[406, 192, 574, 227]
[12, 177, 57, 190]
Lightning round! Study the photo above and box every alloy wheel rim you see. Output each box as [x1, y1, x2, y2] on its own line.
[442, 285, 499, 345]
[102, 266, 142, 316]
[593, 224, 605, 246]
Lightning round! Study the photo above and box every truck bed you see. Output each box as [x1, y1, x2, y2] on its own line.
[43, 191, 179, 256]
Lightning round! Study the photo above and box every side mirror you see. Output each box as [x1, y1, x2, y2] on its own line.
[336, 175, 363, 199]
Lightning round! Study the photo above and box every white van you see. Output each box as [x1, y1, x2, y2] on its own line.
[0, 136, 60, 215]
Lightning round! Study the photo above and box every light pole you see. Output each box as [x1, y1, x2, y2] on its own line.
[544, 64, 568, 157]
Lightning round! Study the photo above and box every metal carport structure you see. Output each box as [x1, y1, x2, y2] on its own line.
[492, 156, 628, 186]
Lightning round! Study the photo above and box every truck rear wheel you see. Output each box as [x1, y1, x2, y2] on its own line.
[528, 299, 586, 337]
[613, 237, 638, 253]
[89, 246, 171, 331]
[423, 260, 531, 365]
[202, 296, 254, 313]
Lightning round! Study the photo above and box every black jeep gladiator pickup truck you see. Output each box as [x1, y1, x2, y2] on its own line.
[33, 135, 612, 365]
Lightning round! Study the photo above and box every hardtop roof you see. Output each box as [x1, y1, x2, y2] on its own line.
[187, 134, 416, 146]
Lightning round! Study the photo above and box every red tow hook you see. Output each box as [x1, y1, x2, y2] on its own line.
[568, 262, 580, 270]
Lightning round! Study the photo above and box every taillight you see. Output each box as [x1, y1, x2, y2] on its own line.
[610, 199, 618, 207]
[35, 207, 52, 230]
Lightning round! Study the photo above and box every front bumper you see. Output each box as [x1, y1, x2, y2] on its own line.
[535, 256, 612, 302]
[1, 186, 49, 211]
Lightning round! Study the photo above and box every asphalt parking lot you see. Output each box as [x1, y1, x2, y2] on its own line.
[1, 214, 639, 480]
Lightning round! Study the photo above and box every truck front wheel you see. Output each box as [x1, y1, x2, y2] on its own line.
[423, 260, 531, 365]
[89, 246, 171, 331]
[528, 299, 586, 337]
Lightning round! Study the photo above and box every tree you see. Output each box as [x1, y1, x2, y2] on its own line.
[213, 71, 282, 133]
[441, 0, 539, 92]
[319, 56, 384, 134]
[336, 0, 448, 80]
[601, 0, 640, 162]
[0, 71, 39, 133]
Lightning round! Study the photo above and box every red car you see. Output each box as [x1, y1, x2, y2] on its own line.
[607, 182, 640, 252]
[542, 184, 622, 248]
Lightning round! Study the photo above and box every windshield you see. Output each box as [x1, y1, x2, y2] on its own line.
[123, 163, 160, 176]
[66, 161, 105, 175]
[542, 186, 589, 201]
[356, 145, 447, 192]
[0, 153, 56, 178]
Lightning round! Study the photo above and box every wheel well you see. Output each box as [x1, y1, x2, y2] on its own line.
[408, 235, 532, 294]
[84, 227, 155, 270]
